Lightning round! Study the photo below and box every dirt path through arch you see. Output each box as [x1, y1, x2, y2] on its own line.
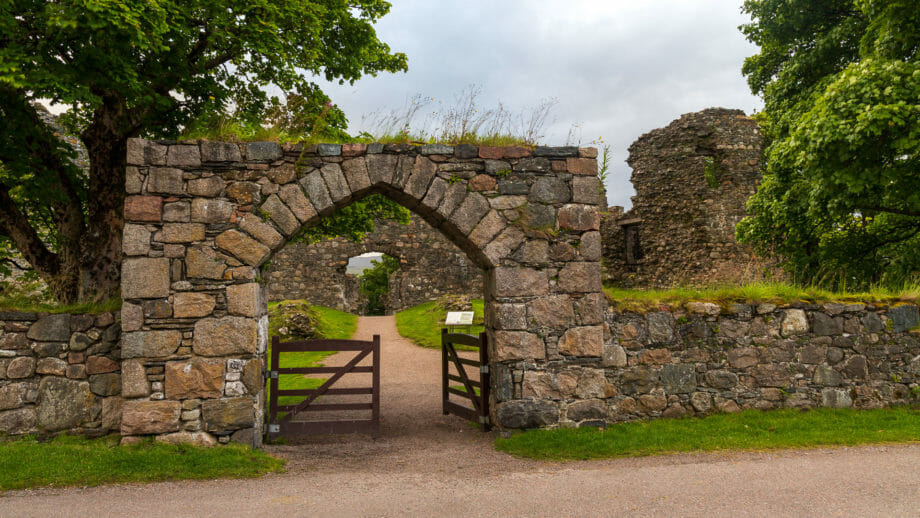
[268, 315, 528, 475]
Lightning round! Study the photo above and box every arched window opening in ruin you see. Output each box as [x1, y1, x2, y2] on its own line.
[352, 252, 399, 316]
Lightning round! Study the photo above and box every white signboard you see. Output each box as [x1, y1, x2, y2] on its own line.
[445, 311, 475, 326]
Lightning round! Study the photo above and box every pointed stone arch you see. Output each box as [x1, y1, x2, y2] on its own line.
[120, 139, 604, 445]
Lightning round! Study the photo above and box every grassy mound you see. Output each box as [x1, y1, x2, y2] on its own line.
[395, 298, 484, 349]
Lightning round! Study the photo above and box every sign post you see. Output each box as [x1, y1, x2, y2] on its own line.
[444, 311, 475, 334]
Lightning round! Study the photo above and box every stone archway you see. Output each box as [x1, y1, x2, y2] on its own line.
[120, 139, 604, 445]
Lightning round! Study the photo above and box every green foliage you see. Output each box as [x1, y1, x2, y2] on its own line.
[395, 299, 485, 349]
[358, 255, 400, 315]
[0, 434, 283, 490]
[293, 194, 411, 244]
[738, 0, 920, 288]
[495, 408, 920, 461]
[0, 0, 406, 303]
[181, 84, 352, 144]
[703, 157, 720, 189]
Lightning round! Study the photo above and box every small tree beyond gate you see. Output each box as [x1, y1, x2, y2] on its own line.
[120, 139, 603, 446]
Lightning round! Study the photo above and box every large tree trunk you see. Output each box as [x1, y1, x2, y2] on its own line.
[78, 96, 129, 303]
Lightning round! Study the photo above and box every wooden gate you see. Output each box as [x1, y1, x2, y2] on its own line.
[441, 329, 491, 431]
[266, 335, 380, 440]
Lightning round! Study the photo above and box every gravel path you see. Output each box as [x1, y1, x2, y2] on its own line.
[3, 316, 920, 517]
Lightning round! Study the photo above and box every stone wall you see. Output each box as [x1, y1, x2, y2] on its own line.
[0, 311, 121, 436]
[264, 215, 483, 313]
[121, 138, 605, 440]
[602, 108, 778, 287]
[504, 301, 920, 428]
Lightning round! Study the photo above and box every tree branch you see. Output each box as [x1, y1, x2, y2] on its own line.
[861, 205, 920, 218]
[0, 182, 60, 278]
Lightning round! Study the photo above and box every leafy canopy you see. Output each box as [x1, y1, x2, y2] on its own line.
[0, 0, 407, 303]
[737, 0, 920, 288]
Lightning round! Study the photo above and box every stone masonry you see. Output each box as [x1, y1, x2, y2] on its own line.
[602, 108, 779, 287]
[505, 301, 920, 428]
[593, 302, 920, 424]
[264, 215, 483, 314]
[0, 310, 121, 436]
[121, 139, 605, 441]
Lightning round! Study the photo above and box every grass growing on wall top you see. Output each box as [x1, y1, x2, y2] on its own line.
[0, 296, 121, 315]
[604, 281, 920, 313]
[0, 434, 284, 490]
[395, 299, 485, 349]
[495, 408, 920, 461]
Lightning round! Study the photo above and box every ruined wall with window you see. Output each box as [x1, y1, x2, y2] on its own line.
[262, 216, 483, 314]
[602, 108, 779, 287]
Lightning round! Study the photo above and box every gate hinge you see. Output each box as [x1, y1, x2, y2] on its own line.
[478, 416, 491, 425]
[267, 424, 280, 433]
[480, 365, 489, 374]
[265, 370, 278, 379]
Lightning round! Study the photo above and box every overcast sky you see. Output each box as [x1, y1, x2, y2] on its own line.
[313, 0, 763, 209]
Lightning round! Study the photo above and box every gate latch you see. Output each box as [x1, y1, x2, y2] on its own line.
[267, 424, 280, 433]
[265, 370, 278, 379]
[478, 416, 491, 425]
[480, 365, 489, 374]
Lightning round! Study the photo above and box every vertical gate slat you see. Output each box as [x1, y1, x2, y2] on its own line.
[479, 331, 491, 432]
[441, 328, 449, 416]
[371, 334, 381, 438]
[268, 335, 281, 439]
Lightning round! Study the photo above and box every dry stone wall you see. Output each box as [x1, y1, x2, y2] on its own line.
[508, 301, 920, 428]
[264, 216, 483, 313]
[121, 138, 605, 439]
[0, 311, 121, 436]
[602, 108, 777, 287]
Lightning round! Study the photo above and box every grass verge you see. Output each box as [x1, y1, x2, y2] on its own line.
[0, 434, 284, 491]
[495, 408, 920, 461]
[395, 299, 485, 349]
[604, 281, 920, 313]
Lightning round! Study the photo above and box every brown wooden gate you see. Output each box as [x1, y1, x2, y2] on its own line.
[441, 329, 491, 431]
[266, 335, 380, 440]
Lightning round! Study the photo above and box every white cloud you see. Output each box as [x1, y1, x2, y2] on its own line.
[314, 0, 763, 208]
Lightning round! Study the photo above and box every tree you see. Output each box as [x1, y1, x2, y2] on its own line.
[0, 0, 407, 303]
[736, 0, 920, 287]
[358, 254, 399, 315]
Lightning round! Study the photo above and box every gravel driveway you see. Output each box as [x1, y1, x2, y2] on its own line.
[2, 316, 919, 517]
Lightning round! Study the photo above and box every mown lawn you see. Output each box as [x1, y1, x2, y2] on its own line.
[0, 434, 284, 491]
[395, 299, 485, 349]
[495, 408, 920, 461]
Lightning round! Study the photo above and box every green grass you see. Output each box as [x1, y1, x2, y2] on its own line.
[0, 296, 121, 315]
[266, 302, 357, 408]
[0, 434, 284, 490]
[395, 299, 485, 349]
[604, 281, 920, 313]
[495, 408, 920, 461]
